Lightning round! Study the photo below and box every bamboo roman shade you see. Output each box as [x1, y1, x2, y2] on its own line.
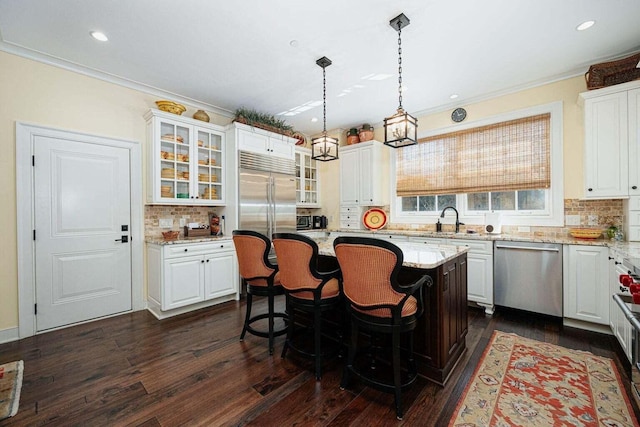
[396, 113, 551, 197]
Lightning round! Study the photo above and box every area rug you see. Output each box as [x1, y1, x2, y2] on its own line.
[0, 360, 23, 421]
[449, 331, 639, 427]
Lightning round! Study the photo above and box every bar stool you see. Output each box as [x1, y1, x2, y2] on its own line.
[232, 230, 287, 355]
[272, 232, 341, 380]
[333, 236, 429, 420]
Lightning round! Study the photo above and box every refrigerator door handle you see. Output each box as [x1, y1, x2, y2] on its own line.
[270, 176, 276, 235]
[266, 178, 272, 236]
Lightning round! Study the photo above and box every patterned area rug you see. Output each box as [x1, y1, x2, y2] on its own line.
[449, 331, 639, 427]
[0, 360, 23, 421]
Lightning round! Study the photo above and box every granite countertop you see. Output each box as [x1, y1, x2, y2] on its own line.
[314, 237, 469, 269]
[326, 228, 614, 247]
[146, 235, 231, 245]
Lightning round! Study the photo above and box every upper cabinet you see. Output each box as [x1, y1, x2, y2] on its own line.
[231, 122, 295, 159]
[580, 81, 640, 199]
[145, 109, 226, 205]
[295, 146, 319, 207]
[340, 141, 387, 206]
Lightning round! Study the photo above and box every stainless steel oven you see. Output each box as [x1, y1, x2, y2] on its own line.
[614, 255, 640, 408]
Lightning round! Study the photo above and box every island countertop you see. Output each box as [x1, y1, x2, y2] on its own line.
[313, 237, 469, 270]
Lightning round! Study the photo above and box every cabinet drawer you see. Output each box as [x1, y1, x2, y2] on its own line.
[340, 220, 363, 230]
[340, 206, 362, 214]
[448, 239, 493, 254]
[408, 236, 447, 245]
[340, 213, 360, 222]
[629, 196, 640, 211]
[164, 240, 233, 258]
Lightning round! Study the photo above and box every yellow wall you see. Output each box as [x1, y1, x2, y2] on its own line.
[320, 75, 588, 228]
[0, 51, 229, 332]
[0, 49, 589, 333]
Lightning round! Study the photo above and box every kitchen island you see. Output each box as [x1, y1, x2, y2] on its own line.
[315, 237, 469, 386]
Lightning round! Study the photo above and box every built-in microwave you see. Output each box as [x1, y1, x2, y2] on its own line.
[296, 215, 312, 230]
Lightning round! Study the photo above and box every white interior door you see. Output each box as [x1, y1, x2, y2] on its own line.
[34, 135, 132, 331]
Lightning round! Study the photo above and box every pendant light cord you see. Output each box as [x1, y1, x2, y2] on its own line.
[397, 21, 403, 110]
[322, 65, 328, 135]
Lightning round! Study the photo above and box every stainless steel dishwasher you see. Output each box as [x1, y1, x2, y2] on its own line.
[494, 241, 563, 317]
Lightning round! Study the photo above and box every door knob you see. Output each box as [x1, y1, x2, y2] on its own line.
[115, 236, 129, 243]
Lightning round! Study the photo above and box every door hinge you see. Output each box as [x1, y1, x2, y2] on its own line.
[32, 155, 35, 166]
[33, 230, 36, 241]
[34, 303, 37, 315]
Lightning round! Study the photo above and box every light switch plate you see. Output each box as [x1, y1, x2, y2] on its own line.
[565, 215, 580, 226]
[159, 218, 173, 228]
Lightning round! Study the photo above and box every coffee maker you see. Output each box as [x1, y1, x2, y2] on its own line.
[313, 215, 328, 229]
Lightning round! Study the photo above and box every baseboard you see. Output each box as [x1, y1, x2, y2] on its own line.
[0, 326, 20, 344]
[563, 318, 613, 335]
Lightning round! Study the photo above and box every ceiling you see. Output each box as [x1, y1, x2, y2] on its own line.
[1, 0, 639, 136]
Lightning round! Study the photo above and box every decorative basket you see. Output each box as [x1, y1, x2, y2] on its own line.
[162, 230, 180, 241]
[585, 53, 640, 90]
[569, 228, 603, 239]
[183, 226, 211, 237]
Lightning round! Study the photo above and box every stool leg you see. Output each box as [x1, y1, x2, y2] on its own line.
[240, 291, 253, 341]
[392, 326, 403, 420]
[281, 295, 292, 359]
[314, 305, 322, 380]
[340, 318, 358, 390]
[267, 292, 275, 355]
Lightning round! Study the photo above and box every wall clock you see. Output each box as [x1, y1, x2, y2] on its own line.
[451, 107, 467, 123]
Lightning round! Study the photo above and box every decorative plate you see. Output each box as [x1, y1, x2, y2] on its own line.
[363, 208, 388, 230]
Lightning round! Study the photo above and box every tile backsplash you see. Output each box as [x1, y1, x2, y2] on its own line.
[386, 198, 624, 239]
[145, 205, 224, 239]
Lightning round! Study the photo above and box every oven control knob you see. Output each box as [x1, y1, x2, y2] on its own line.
[630, 284, 640, 294]
[633, 293, 640, 304]
[620, 274, 633, 286]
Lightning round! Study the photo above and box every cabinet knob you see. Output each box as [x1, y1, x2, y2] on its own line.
[587, 188, 593, 192]
[206, 259, 210, 262]
[615, 261, 621, 265]
[609, 256, 614, 260]
[220, 244, 224, 248]
[184, 249, 188, 252]
[633, 186, 638, 190]
[201, 260, 204, 263]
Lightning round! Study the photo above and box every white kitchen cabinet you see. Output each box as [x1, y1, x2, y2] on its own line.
[234, 123, 295, 159]
[563, 245, 609, 325]
[145, 109, 226, 205]
[147, 240, 239, 319]
[295, 147, 319, 207]
[339, 205, 364, 230]
[580, 81, 640, 199]
[409, 237, 494, 314]
[340, 141, 386, 206]
[609, 248, 632, 362]
[448, 239, 494, 314]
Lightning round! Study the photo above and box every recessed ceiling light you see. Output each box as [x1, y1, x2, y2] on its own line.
[576, 20, 595, 31]
[450, 94, 459, 99]
[289, 39, 299, 48]
[311, 117, 318, 122]
[90, 31, 108, 41]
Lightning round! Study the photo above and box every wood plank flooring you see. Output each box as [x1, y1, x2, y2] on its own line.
[1, 298, 638, 426]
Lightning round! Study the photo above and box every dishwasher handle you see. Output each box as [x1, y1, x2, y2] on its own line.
[495, 244, 560, 253]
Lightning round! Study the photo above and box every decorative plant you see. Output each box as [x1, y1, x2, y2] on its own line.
[234, 107, 294, 135]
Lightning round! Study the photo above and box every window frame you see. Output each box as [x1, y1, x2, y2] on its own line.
[390, 101, 564, 227]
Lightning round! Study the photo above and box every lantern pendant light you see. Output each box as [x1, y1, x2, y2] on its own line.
[384, 13, 418, 148]
[311, 56, 339, 161]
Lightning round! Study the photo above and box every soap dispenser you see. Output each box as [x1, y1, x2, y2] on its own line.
[436, 219, 442, 232]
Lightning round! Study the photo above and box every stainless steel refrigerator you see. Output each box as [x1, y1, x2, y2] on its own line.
[238, 151, 296, 238]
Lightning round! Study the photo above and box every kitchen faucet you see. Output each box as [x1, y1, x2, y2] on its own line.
[440, 206, 463, 233]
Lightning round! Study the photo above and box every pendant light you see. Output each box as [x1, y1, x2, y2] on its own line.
[311, 56, 339, 161]
[384, 13, 418, 148]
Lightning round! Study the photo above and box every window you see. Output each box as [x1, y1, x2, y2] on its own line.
[391, 102, 563, 226]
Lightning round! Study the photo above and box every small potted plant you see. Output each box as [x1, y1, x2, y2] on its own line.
[359, 123, 374, 142]
[346, 128, 360, 145]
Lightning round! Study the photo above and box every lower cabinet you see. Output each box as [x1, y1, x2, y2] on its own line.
[147, 240, 239, 319]
[563, 245, 609, 325]
[409, 237, 493, 314]
[409, 253, 468, 385]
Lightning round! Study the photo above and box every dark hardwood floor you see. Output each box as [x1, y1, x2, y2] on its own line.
[1, 298, 638, 426]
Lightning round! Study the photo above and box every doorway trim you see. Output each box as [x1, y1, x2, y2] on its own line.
[16, 122, 144, 338]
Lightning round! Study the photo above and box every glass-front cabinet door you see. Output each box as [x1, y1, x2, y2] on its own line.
[147, 109, 225, 205]
[295, 147, 319, 207]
